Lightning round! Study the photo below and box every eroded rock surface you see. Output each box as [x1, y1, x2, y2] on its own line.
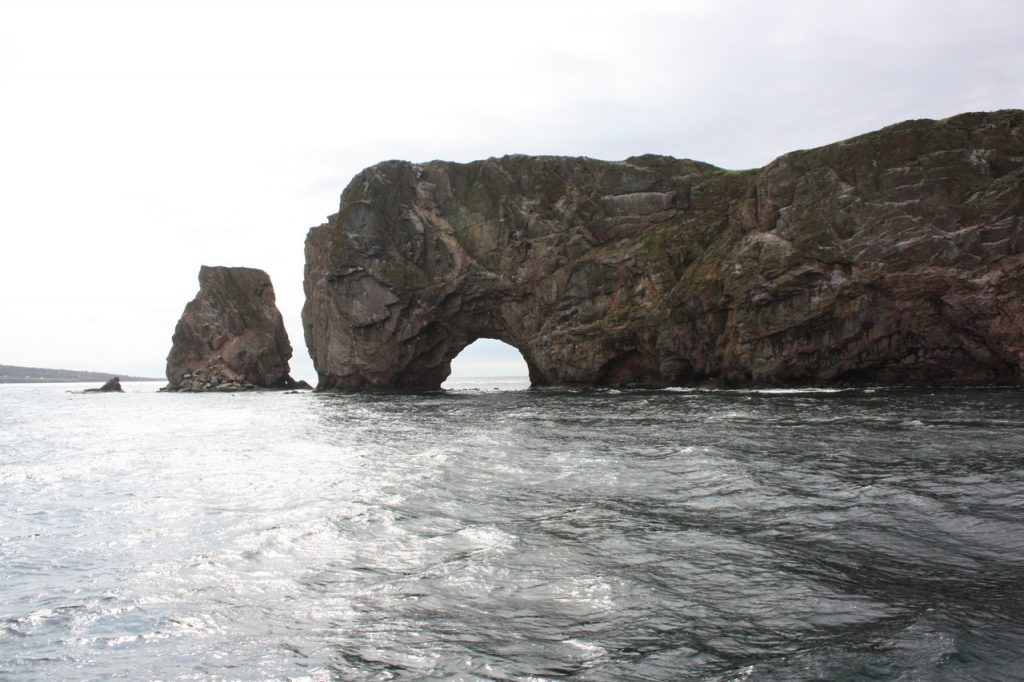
[303, 110, 1024, 390]
[167, 266, 297, 391]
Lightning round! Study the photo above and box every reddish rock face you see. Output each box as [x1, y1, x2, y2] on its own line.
[166, 266, 296, 391]
[303, 111, 1024, 390]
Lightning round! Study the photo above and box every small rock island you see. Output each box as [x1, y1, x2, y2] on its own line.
[303, 110, 1023, 390]
[83, 377, 124, 393]
[165, 266, 300, 391]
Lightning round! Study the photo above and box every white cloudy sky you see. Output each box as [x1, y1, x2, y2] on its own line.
[2, 0, 1022, 380]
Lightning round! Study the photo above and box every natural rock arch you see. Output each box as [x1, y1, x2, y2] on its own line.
[303, 111, 1024, 391]
[302, 153, 713, 391]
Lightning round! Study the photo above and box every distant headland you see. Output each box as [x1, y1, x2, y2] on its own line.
[0, 365, 161, 384]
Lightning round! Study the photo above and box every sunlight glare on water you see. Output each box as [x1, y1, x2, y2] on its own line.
[1, 381, 1023, 680]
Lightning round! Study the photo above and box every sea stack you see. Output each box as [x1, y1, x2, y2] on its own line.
[166, 266, 297, 391]
[303, 110, 1024, 390]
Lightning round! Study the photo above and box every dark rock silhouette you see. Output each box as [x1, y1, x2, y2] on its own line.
[83, 377, 124, 393]
[166, 266, 297, 391]
[303, 110, 1024, 390]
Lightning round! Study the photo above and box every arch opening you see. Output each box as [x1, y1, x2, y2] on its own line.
[441, 338, 531, 390]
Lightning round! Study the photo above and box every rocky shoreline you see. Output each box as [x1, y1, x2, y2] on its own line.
[166, 368, 311, 393]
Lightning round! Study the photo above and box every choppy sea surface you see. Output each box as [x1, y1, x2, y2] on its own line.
[1, 379, 1023, 681]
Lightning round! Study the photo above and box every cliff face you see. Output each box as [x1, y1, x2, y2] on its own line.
[303, 110, 1024, 390]
[166, 266, 296, 391]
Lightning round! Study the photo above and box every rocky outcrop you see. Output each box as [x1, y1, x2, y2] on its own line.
[303, 110, 1024, 390]
[166, 266, 297, 391]
[84, 377, 123, 393]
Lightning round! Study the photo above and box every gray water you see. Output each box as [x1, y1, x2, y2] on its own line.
[1, 380, 1023, 681]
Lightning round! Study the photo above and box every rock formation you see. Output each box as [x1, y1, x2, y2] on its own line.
[83, 377, 123, 393]
[303, 110, 1024, 390]
[166, 266, 297, 391]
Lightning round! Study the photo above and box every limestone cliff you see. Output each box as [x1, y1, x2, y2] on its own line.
[303, 110, 1024, 390]
[166, 266, 297, 391]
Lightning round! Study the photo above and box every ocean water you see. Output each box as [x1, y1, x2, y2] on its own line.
[1, 380, 1023, 681]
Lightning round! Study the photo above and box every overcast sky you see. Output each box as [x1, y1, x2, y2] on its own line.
[2, 0, 1022, 381]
